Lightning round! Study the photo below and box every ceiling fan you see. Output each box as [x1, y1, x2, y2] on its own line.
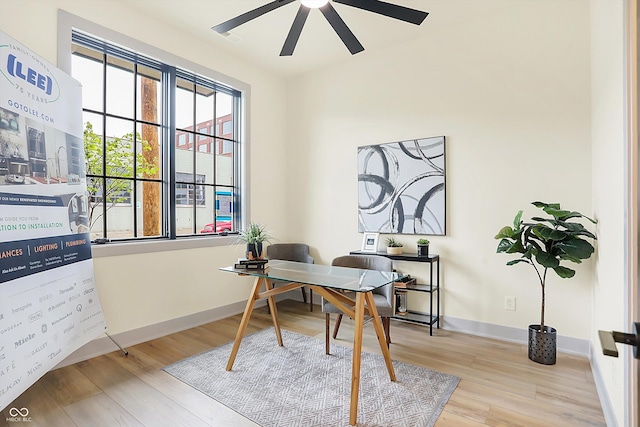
[212, 0, 429, 56]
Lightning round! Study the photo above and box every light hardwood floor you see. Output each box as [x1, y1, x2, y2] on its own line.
[4, 300, 606, 426]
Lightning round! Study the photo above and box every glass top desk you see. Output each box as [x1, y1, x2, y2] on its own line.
[220, 259, 403, 426]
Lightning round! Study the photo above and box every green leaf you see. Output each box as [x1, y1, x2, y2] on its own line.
[535, 251, 559, 268]
[554, 221, 597, 239]
[506, 238, 526, 254]
[531, 216, 555, 223]
[523, 229, 543, 251]
[535, 226, 568, 241]
[532, 201, 560, 210]
[513, 210, 523, 230]
[558, 211, 597, 224]
[558, 253, 582, 263]
[495, 226, 514, 239]
[553, 265, 576, 278]
[497, 238, 514, 253]
[543, 206, 572, 219]
[507, 259, 530, 266]
[556, 237, 595, 259]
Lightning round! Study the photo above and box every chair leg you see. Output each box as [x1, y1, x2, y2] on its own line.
[332, 314, 343, 339]
[309, 289, 313, 312]
[383, 317, 391, 346]
[301, 286, 308, 304]
[325, 313, 330, 355]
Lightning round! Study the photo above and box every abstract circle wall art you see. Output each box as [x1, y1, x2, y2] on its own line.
[358, 136, 445, 235]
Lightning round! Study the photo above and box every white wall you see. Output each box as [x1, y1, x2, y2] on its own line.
[0, 0, 291, 334]
[287, 0, 594, 338]
[0, 0, 629, 423]
[590, 1, 628, 425]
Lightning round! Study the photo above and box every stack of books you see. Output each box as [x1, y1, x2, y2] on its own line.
[234, 258, 269, 270]
[394, 275, 416, 288]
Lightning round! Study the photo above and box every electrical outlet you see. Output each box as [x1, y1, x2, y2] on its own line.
[505, 296, 516, 311]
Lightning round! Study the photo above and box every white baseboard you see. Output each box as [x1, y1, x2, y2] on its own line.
[588, 342, 619, 427]
[442, 315, 590, 357]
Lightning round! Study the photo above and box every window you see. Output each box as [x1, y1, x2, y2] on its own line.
[70, 31, 242, 242]
[175, 173, 205, 206]
[222, 120, 233, 136]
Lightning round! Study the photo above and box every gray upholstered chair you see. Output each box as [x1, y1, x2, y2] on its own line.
[322, 255, 394, 355]
[266, 243, 315, 311]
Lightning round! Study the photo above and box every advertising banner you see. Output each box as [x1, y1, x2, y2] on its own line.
[0, 30, 107, 411]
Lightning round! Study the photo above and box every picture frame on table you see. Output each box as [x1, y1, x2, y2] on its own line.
[361, 233, 380, 253]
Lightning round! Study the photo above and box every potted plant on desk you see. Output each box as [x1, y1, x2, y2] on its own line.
[385, 237, 403, 255]
[238, 222, 272, 259]
[495, 201, 597, 365]
[417, 238, 430, 257]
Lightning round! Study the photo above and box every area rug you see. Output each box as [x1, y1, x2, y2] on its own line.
[163, 328, 459, 427]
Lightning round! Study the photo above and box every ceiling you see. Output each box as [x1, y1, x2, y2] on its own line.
[124, 0, 432, 77]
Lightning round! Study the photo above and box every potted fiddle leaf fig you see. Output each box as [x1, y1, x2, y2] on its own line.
[238, 222, 272, 259]
[495, 201, 597, 365]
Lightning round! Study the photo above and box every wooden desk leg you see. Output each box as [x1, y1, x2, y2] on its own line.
[264, 279, 283, 346]
[365, 292, 397, 382]
[226, 276, 264, 371]
[349, 292, 366, 426]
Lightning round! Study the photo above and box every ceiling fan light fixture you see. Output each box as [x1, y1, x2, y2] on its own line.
[300, 0, 329, 9]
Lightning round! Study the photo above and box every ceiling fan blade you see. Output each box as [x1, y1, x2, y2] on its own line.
[320, 3, 364, 55]
[333, 0, 428, 25]
[280, 5, 310, 56]
[212, 0, 297, 33]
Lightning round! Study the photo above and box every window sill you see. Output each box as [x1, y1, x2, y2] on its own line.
[90, 235, 238, 258]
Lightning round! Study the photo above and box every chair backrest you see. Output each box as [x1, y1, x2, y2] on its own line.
[330, 255, 394, 298]
[331, 255, 393, 271]
[266, 243, 314, 264]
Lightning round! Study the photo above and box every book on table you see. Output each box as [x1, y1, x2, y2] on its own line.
[234, 258, 269, 270]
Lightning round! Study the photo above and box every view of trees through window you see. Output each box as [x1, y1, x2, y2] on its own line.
[71, 33, 240, 241]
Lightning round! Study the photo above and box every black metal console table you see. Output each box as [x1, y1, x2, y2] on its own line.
[350, 250, 440, 335]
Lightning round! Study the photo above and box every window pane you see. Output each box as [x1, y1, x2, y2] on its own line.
[176, 135, 194, 182]
[197, 186, 215, 234]
[137, 123, 161, 179]
[196, 142, 214, 185]
[105, 117, 135, 178]
[195, 85, 214, 127]
[176, 184, 194, 236]
[87, 177, 104, 240]
[136, 66, 161, 124]
[72, 46, 104, 112]
[215, 189, 234, 233]
[106, 55, 134, 117]
[176, 78, 194, 130]
[216, 139, 233, 186]
[83, 112, 104, 176]
[137, 180, 162, 237]
[216, 92, 233, 136]
[105, 178, 134, 239]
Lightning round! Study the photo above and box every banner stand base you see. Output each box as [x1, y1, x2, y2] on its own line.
[106, 332, 129, 356]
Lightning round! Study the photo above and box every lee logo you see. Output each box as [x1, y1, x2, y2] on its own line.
[6, 54, 52, 95]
